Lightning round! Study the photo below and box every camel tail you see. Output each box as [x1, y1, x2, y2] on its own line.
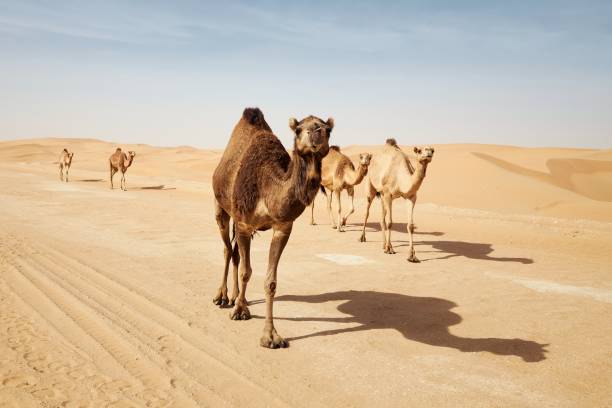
[320, 185, 327, 195]
[242, 107, 271, 131]
[375, 192, 381, 199]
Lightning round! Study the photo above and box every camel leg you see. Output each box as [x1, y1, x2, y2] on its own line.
[229, 240, 240, 306]
[59, 165, 63, 181]
[65, 166, 69, 182]
[387, 197, 393, 229]
[309, 200, 315, 225]
[260, 223, 292, 349]
[110, 166, 116, 189]
[326, 188, 336, 229]
[230, 229, 252, 320]
[407, 196, 420, 263]
[341, 187, 355, 227]
[359, 183, 376, 242]
[121, 172, 127, 191]
[381, 194, 395, 254]
[335, 190, 344, 232]
[213, 202, 232, 306]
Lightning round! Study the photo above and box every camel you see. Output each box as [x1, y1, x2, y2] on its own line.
[58, 148, 74, 182]
[359, 139, 434, 262]
[212, 107, 333, 349]
[109, 148, 136, 191]
[309, 146, 372, 231]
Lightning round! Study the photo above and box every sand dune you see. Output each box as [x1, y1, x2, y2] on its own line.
[0, 138, 611, 407]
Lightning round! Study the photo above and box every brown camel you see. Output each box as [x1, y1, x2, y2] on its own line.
[360, 139, 434, 262]
[212, 107, 333, 349]
[109, 148, 136, 191]
[309, 146, 372, 231]
[58, 148, 74, 182]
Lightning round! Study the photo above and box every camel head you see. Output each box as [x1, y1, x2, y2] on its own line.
[289, 115, 333, 157]
[359, 153, 372, 167]
[413, 146, 435, 164]
[128, 151, 136, 158]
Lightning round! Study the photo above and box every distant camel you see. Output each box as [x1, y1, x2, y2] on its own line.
[212, 107, 333, 348]
[360, 139, 434, 262]
[310, 146, 371, 231]
[109, 148, 136, 190]
[58, 148, 74, 182]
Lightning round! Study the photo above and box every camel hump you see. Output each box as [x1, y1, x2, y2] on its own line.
[242, 107, 269, 129]
[329, 145, 341, 152]
[115, 147, 122, 152]
[386, 138, 398, 147]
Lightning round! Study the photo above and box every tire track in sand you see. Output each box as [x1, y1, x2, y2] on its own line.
[1, 231, 289, 408]
[1, 235, 198, 407]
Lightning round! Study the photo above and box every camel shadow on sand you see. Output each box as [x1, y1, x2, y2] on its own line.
[138, 185, 176, 191]
[273, 290, 547, 362]
[346, 224, 532, 264]
[412, 240, 533, 264]
[345, 222, 444, 236]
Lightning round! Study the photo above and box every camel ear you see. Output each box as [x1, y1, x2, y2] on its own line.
[414, 147, 421, 154]
[326, 117, 334, 130]
[289, 118, 299, 131]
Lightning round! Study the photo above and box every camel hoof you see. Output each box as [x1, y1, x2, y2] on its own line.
[213, 294, 229, 307]
[260, 331, 288, 349]
[384, 246, 396, 254]
[230, 304, 251, 320]
[408, 256, 420, 263]
[359, 235, 366, 242]
[341, 219, 347, 226]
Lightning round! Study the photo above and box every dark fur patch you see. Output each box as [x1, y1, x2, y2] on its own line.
[232, 133, 290, 218]
[329, 145, 341, 152]
[242, 107, 271, 131]
[116, 147, 122, 152]
[320, 185, 326, 195]
[386, 138, 398, 147]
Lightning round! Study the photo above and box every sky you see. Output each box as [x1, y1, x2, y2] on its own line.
[1, 0, 611, 149]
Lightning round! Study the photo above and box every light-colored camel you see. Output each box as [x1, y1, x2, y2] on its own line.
[58, 148, 74, 182]
[359, 139, 434, 262]
[109, 148, 136, 191]
[212, 107, 333, 348]
[309, 146, 371, 231]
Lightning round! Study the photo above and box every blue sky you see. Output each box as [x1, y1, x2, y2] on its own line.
[1, 1, 611, 148]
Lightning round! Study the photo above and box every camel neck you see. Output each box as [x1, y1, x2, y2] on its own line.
[401, 161, 428, 197]
[284, 150, 321, 206]
[345, 163, 368, 186]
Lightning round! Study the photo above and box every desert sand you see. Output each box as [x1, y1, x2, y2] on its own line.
[0, 137, 611, 407]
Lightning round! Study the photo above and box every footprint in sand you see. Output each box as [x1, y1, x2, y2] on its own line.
[2, 374, 37, 387]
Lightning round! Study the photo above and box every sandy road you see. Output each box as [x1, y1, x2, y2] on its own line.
[1, 140, 611, 407]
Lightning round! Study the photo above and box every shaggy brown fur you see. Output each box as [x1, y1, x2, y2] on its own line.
[109, 148, 136, 191]
[212, 107, 333, 349]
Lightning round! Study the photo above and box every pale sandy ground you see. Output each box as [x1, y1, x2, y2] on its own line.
[0, 137, 611, 407]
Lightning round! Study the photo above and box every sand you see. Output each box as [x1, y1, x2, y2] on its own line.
[0, 137, 611, 407]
